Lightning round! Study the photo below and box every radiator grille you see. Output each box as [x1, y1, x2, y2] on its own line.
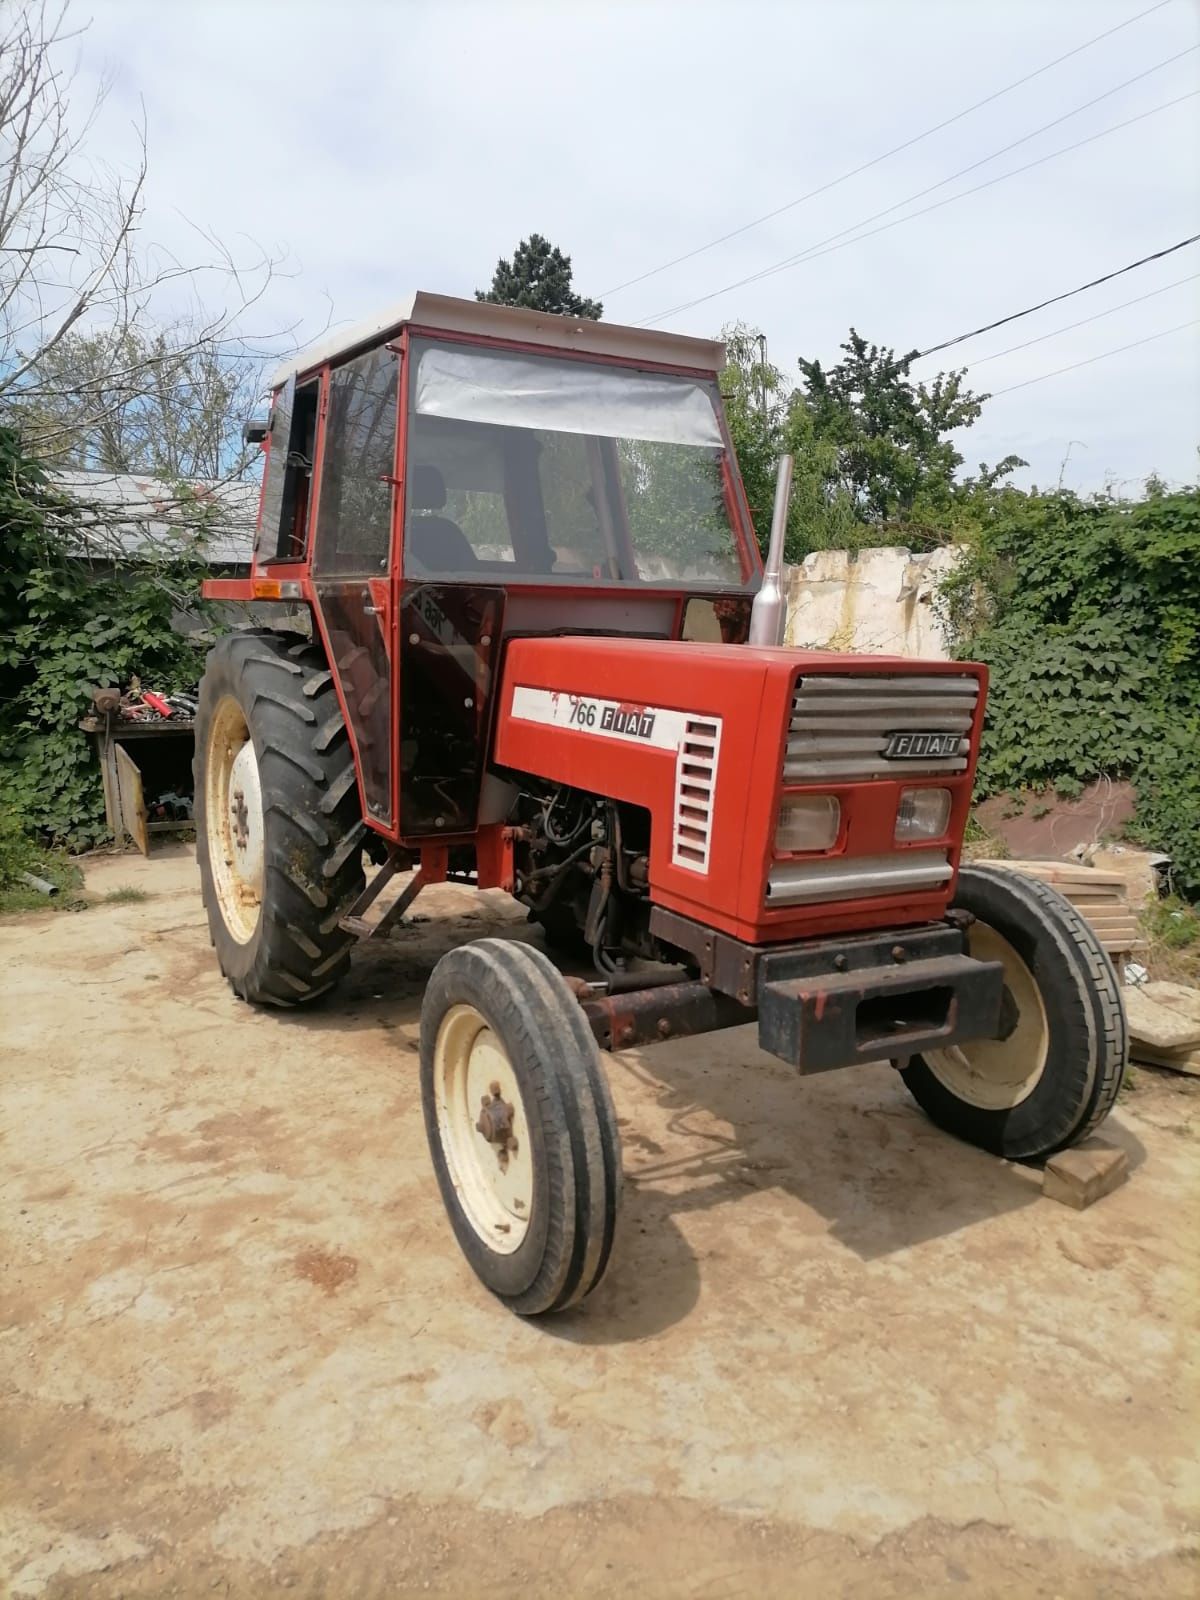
[784, 673, 979, 783]
[672, 716, 721, 873]
[766, 851, 953, 906]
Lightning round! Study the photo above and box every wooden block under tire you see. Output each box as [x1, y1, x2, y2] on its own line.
[1042, 1140, 1130, 1210]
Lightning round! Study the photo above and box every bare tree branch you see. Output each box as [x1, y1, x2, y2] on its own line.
[0, 0, 293, 484]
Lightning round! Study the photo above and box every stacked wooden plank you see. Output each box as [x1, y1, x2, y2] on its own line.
[975, 859, 1142, 969]
[1123, 982, 1200, 1077]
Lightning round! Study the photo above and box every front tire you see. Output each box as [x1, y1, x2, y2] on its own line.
[194, 629, 366, 1006]
[420, 939, 622, 1315]
[899, 865, 1127, 1161]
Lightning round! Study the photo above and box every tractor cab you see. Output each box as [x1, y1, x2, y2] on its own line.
[210, 294, 760, 840]
[197, 293, 1127, 1319]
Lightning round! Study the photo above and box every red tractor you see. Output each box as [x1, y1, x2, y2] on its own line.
[197, 292, 1126, 1315]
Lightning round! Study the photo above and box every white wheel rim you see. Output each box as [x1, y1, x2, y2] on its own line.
[433, 1004, 533, 1254]
[923, 921, 1049, 1110]
[204, 695, 265, 945]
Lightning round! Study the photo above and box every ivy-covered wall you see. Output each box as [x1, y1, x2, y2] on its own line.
[940, 483, 1200, 896]
[0, 427, 214, 849]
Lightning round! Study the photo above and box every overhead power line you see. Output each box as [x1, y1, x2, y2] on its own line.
[600, 0, 1175, 299]
[642, 89, 1199, 326]
[963, 272, 1200, 366]
[987, 317, 1199, 395]
[912, 235, 1200, 359]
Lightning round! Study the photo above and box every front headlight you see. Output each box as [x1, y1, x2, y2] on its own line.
[776, 794, 840, 853]
[896, 787, 952, 841]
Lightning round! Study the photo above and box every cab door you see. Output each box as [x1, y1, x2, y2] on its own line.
[309, 345, 400, 829]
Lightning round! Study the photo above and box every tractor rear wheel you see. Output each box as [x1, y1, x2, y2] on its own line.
[194, 629, 366, 1006]
[898, 865, 1127, 1161]
[420, 939, 622, 1315]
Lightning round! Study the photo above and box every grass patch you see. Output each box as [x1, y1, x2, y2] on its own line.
[962, 810, 1010, 862]
[1138, 895, 1200, 987]
[101, 885, 149, 905]
[0, 850, 87, 914]
[1118, 1062, 1141, 1098]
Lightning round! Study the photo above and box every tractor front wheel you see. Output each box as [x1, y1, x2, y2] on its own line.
[420, 939, 622, 1315]
[899, 865, 1127, 1161]
[194, 629, 366, 1006]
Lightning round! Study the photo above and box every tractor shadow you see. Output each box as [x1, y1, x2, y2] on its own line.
[600, 1025, 1147, 1257]
[550, 1036, 1147, 1347]
[267, 902, 1145, 1346]
[267, 901, 706, 1341]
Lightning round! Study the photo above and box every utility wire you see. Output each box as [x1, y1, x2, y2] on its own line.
[643, 63, 1196, 324]
[711, 46, 1199, 313]
[642, 89, 1199, 326]
[600, 0, 1175, 299]
[987, 317, 1199, 395]
[914, 234, 1200, 357]
[960, 272, 1200, 366]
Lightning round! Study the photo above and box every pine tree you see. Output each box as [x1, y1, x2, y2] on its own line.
[476, 234, 602, 319]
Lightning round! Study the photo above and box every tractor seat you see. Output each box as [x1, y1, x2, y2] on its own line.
[406, 464, 478, 574]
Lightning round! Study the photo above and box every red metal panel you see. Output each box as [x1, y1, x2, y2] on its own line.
[494, 635, 770, 934]
[494, 636, 988, 944]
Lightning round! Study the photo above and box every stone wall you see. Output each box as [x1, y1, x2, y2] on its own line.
[783, 545, 964, 660]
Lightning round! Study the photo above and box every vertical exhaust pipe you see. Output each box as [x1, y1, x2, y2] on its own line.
[748, 453, 793, 647]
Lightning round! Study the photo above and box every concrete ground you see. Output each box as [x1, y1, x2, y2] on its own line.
[1, 847, 1197, 1599]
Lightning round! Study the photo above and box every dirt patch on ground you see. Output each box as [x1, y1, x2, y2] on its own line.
[293, 1249, 359, 1296]
[1, 847, 1197, 1597]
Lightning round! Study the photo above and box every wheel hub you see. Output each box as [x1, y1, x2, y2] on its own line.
[923, 921, 1049, 1110]
[476, 1082, 518, 1172]
[227, 740, 264, 888]
[433, 1005, 533, 1253]
[204, 697, 265, 946]
[231, 788, 250, 851]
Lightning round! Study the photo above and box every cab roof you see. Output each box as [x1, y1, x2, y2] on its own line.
[266, 291, 725, 392]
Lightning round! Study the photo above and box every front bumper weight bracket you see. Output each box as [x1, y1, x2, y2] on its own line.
[758, 953, 1006, 1074]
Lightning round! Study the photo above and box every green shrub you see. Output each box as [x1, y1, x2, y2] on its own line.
[0, 425, 213, 849]
[1139, 894, 1200, 952]
[1128, 723, 1200, 897]
[0, 797, 85, 911]
[0, 799, 40, 889]
[940, 482, 1200, 898]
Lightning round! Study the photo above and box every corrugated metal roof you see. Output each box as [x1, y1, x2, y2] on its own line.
[52, 470, 258, 566]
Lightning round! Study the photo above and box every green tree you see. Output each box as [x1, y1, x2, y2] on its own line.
[719, 324, 788, 551]
[790, 329, 1022, 537]
[719, 323, 859, 560]
[477, 234, 602, 319]
[17, 325, 262, 478]
[720, 323, 1022, 558]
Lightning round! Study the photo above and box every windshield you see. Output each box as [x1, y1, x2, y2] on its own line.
[403, 338, 748, 586]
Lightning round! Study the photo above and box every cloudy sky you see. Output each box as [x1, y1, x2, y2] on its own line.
[71, 0, 1199, 493]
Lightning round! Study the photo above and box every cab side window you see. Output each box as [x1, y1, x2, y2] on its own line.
[313, 346, 398, 574]
[257, 376, 319, 561]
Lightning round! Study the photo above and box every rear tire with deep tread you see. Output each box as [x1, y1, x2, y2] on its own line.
[899, 865, 1127, 1160]
[420, 939, 622, 1315]
[194, 627, 365, 1006]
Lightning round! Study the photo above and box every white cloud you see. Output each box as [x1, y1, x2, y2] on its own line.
[72, 0, 1200, 491]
